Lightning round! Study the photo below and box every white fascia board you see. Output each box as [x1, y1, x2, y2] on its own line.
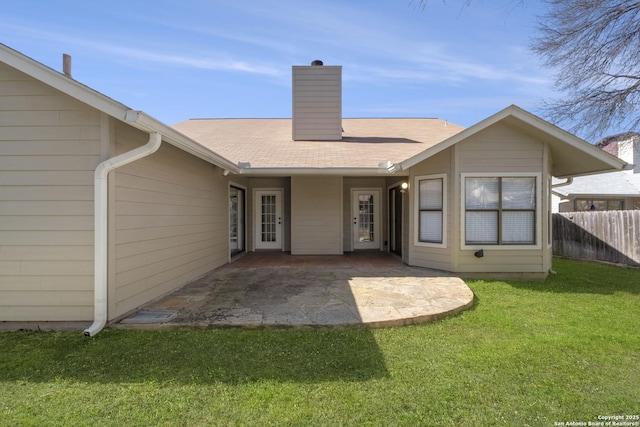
[510, 106, 628, 174]
[0, 44, 240, 174]
[128, 111, 240, 174]
[399, 105, 628, 174]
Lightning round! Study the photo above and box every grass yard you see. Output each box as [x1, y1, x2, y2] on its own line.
[1, 258, 639, 426]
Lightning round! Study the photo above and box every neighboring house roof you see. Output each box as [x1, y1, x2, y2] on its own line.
[596, 132, 640, 152]
[0, 43, 240, 173]
[171, 117, 464, 170]
[554, 132, 640, 203]
[553, 172, 640, 198]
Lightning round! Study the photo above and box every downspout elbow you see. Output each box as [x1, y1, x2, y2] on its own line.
[550, 177, 573, 201]
[84, 131, 162, 337]
[551, 177, 573, 188]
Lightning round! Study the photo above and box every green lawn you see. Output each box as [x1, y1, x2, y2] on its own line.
[1, 258, 639, 426]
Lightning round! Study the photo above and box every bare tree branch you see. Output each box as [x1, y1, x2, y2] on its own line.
[532, 0, 640, 139]
[414, 0, 640, 140]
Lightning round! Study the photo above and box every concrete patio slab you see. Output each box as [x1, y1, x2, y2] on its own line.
[117, 252, 475, 329]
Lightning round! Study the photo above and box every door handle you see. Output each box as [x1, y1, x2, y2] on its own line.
[353, 217, 357, 225]
[278, 217, 282, 225]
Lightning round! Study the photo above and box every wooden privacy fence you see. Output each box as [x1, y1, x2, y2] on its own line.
[552, 211, 640, 266]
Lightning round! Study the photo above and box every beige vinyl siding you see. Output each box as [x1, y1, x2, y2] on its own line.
[408, 149, 453, 271]
[292, 66, 342, 141]
[458, 251, 544, 273]
[291, 176, 342, 255]
[0, 62, 99, 321]
[454, 122, 546, 273]
[343, 177, 386, 251]
[112, 122, 229, 319]
[456, 123, 544, 172]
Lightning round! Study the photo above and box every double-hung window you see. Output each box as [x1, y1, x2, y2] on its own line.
[415, 174, 446, 247]
[464, 176, 537, 245]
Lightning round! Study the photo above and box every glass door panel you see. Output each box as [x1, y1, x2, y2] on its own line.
[255, 189, 283, 250]
[352, 189, 381, 250]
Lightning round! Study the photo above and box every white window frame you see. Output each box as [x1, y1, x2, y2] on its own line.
[461, 172, 542, 251]
[547, 175, 553, 249]
[414, 173, 447, 249]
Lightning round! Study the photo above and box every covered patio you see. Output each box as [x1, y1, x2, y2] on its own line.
[118, 252, 474, 328]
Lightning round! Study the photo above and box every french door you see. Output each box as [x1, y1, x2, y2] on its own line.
[389, 186, 403, 256]
[254, 189, 283, 250]
[230, 186, 245, 256]
[352, 189, 381, 250]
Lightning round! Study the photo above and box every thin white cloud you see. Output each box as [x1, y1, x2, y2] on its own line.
[198, 1, 548, 89]
[0, 22, 282, 76]
[345, 52, 548, 88]
[1, 1, 547, 88]
[0, 1, 554, 125]
[97, 44, 282, 76]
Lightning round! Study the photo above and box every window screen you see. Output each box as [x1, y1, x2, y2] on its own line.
[465, 176, 536, 245]
[418, 178, 443, 244]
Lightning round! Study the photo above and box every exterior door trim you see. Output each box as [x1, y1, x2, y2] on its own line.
[351, 188, 382, 251]
[254, 188, 284, 251]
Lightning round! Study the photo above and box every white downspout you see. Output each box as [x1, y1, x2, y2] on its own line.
[84, 131, 162, 337]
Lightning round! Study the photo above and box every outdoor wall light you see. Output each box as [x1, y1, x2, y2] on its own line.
[474, 249, 484, 258]
[400, 182, 409, 193]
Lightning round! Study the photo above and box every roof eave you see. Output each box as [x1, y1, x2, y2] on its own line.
[238, 167, 407, 176]
[1, 43, 240, 174]
[127, 111, 240, 174]
[0, 43, 130, 121]
[398, 105, 629, 176]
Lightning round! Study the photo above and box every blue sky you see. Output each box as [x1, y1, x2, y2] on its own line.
[1, 0, 557, 133]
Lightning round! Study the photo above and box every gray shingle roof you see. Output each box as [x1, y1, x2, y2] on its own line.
[171, 118, 464, 168]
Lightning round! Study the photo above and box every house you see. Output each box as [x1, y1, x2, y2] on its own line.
[553, 133, 640, 212]
[0, 44, 629, 334]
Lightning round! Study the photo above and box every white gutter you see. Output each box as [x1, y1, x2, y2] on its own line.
[83, 131, 162, 337]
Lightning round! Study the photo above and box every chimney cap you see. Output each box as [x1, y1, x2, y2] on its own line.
[310, 59, 323, 66]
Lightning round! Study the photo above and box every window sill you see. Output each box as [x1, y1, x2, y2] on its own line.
[414, 241, 447, 249]
[462, 243, 542, 251]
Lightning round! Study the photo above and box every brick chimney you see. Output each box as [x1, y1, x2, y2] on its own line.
[292, 60, 342, 141]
